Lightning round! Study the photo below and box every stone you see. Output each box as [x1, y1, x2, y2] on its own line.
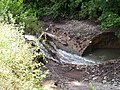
[45, 20, 120, 56]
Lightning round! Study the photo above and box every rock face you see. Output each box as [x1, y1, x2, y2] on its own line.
[44, 20, 120, 56]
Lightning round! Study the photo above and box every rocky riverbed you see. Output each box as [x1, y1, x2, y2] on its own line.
[44, 60, 120, 90]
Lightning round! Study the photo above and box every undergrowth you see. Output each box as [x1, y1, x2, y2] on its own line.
[29, 0, 120, 37]
[0, 22, 46, 90]
[0, 0, 42, 34]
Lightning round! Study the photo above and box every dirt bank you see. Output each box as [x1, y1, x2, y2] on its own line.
[43, 20, 120, 56]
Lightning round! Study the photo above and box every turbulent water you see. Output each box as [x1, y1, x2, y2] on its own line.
[57, 49, 97, 65]
[55, 48, 120, 65]
[24, 35, 120, 65]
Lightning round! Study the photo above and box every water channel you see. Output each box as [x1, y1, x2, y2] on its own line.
[25, 35, 120, 65]
[55, 47, 120, 65]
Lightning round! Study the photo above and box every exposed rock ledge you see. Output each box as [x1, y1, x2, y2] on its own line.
[44, 20, 120, 56]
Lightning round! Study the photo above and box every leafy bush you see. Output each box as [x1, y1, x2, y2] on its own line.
[98, 12, 120, 30]
[2, 0, 120, 36]
[0, 22, 45, 90]
[28, 0, 83, 19]
[79, 0, 101, 19]
[0, 0, 42, 34]
[30, 0, 120, 36]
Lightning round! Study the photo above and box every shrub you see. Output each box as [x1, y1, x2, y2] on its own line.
[0, 22, 45, 90]
[31, 0, 120, 35]
[98, 12, 120, 30]
[79, 0, 101, 19]
[0, 0, 42, 34]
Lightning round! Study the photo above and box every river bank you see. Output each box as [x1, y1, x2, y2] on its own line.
[37, 19, 120, 90]
[44, 60, 120, 90]
[40, 19, 120, 90]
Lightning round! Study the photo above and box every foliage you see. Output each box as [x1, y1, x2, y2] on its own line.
[27, 0, 83, 19]
[79, 0, 101, 19]
[0, 22, 47, 90]
[0, 0, 42, 34]
[115, 30, 120, 38]
[78, 0, 120, 37]
[98, 11, 120, 37]
[98, 12, 120, 30]
[24, 0, 120, 37]
[24, 0, 53, 16]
